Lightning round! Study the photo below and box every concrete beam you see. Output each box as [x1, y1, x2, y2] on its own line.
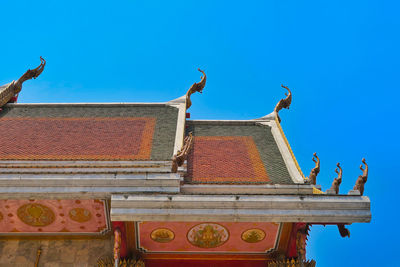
[111, 194, 371, 223]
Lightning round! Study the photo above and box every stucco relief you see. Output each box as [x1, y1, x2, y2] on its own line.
[137, 221, 281, 254]
[187, 223, 229, 248]
[17, 203, 56, 227]
[150, 228, 175, 243]
[241, 229, 266, 243]
[0, 199, 109, 235]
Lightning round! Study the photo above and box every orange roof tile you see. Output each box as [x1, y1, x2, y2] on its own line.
[0, 117, 156, 160]
[186, 136, 270, 183]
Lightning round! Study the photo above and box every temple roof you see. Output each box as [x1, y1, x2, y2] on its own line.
[185, 121, 293, 184]
[0, 65, 371, 231]
[0, 103, 179, 161]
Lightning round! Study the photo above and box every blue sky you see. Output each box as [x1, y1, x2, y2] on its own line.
[1, 1, 398, 266]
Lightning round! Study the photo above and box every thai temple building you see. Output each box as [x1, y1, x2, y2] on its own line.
[0, 58, 371, 266]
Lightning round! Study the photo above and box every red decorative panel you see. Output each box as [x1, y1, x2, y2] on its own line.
[187, 136, 269, 183]
[137, 222, 281, 254]
[0, 117, 156, 160]
[0, 199, 110, 235]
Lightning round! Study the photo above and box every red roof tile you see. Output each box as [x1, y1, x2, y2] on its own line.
[0, 117, 156, 160]
[186, 136, 270, 183]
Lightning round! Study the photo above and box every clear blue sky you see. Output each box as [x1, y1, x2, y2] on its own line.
[1, 1, 398, 266]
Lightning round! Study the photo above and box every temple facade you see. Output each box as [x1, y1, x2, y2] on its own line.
[0, 58, 371, 267]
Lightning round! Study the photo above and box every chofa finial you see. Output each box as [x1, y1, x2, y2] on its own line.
[14, 56, 46, 94]
[171, 132, 194, 173]
[353, 158, 368, 195]
[0, 57, 46, 107]
[306, 153, 320, 185]
[329, 163, 342, 194]
[185, 68, 206, 109]
[274, 84, 292, 122]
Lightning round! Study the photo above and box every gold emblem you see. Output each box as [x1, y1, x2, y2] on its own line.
[17, 203, 55, 227]
[187, 223, 229, 248]
[0, 211, 3, 222]
[69, 208, 92, 223]
[150, 228, 175, 243]
[241, 229, 266, 243]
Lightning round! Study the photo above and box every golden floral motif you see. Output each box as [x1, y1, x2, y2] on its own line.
[150, 228, 175, 243]
[187, 223, 229, 248]
[69, 208, 92, 223]
[241, 229, 266, 243]
[17, 203, 55, 227]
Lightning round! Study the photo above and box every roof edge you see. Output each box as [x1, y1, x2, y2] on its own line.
[3, 102, 168, 107]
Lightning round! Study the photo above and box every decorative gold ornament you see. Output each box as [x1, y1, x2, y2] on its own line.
[274, 84, 292, 122]
[0, 211, 3, 222]
[97, 257, 145, 267]
[269, 258, 316, 267]
[69, 208, 92, 223]
[329, 163, 342, 194]
[171, 132, 193, 173]
[306, 153, 320, 185]
[185, 68, 206, 109]
[150, 228, 175, 243]
[187, 223, 229, 248]
[34, 247, 41, 267]
[353, 158, 368, 195]
[17, 203, 55, 227]
[241, 229, 266, 243]
[0, 57, 46, 108]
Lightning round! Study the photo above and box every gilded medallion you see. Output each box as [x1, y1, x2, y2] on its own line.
[69, 208, 92, 223]
[241, 229, 266, 243]
[150, 228, 175, 243]
[187, 223, 229, 248]
[17, 203, 55, 227]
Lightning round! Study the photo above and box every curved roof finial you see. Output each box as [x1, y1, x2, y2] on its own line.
[329, 163, 343, 194]
[274, 84, 292, 122]
[353, 158, 368, 195]
[185, 68, 206, 110]
[306, 152, 320, 185]
[14, 56, 46, 94]
[0, 57, 46, 107]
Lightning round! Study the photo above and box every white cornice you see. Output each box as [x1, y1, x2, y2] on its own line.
[166, 95, 187, 156]
[265, 120, 304, 184]
[111, 194, 371, 224]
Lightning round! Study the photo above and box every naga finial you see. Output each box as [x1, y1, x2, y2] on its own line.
[353, 158, 368, 195]
[0, 57, 46, 107]
[329, 163, 342, 194]
[306, 153, 320, 185]
[274, 84, 292, 122]
[185, 68, 206, 109]
[172, 132, 194, 173]
[14, 56, 46, 94]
